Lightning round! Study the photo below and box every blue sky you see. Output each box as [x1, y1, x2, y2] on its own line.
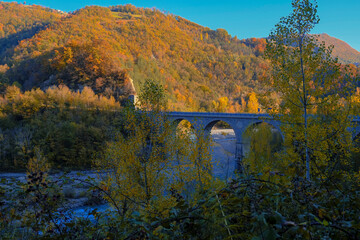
[4, 0, 360, 51]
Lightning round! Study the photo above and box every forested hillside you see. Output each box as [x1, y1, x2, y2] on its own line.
[0, 3, 62, 61]
[317, 33, 360, 64]
[0, 2, 359, 111]
[0, 2, 270, 112]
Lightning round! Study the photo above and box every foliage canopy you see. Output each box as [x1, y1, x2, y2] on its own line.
[265, 0, 356, 181]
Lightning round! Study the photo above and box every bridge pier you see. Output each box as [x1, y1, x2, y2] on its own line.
[235, 142, 244, 172]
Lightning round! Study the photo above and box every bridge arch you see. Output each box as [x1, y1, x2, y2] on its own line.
[242, 120, 284, 152]
[203, 119, 238, 137]
[171, 118, 196, 130]
[242, 120, 284, 142]
[202, 119, 238, 178]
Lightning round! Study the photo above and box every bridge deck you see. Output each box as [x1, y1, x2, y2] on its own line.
[167, 111, 360, 122]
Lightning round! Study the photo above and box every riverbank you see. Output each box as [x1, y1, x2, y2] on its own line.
[0, 170, 105, 211]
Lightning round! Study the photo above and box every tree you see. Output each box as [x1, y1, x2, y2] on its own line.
[247, 92, 259, 113]
[265, 0, 355, 181]
[212, 96, 229, 112]
[96, 80, 213, 217]
[244, 123, 283, 176]
[137, 79, 166, 111]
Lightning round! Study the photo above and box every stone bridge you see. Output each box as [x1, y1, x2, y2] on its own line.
[167, 112, 360, 169]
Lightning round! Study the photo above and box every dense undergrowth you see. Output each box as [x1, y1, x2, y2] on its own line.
[1, 169, 359, 239]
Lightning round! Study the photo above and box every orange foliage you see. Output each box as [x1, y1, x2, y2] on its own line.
[0, 3, 278, 112]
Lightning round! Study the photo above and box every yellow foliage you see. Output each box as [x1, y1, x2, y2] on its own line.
[97, 110, 214, 216]
[212, 97, 229, 112]
[26, 147, 51, 177]
[244, 123, 273, 173]
[247, 92, 259, 113]
[0, 85, 121, 119]
[264, 0, 358, 180]
[96, 81, 214, 216]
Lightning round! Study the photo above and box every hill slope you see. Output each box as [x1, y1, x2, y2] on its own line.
[317, 33, 360, 64]
[0, 2, 269, 112]
[0, 2, 358, 112]
[0, 3, 62, 64]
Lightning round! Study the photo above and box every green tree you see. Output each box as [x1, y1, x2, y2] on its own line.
[265, 0, 355, 180]
[138, 79, 166, 111]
